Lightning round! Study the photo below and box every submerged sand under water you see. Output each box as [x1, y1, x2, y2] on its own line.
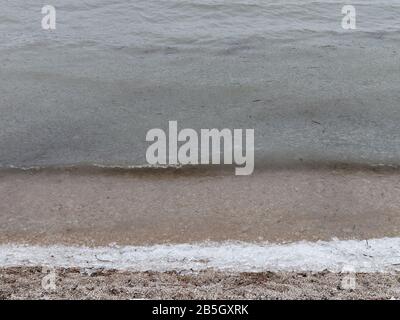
[1, 166, 400, 245]
[2, 1, 400, 168]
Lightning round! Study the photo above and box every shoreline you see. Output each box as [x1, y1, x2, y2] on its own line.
[1, 239, 400, 273]
[1, 167, 400, 245]
[1, 167, 400, 299]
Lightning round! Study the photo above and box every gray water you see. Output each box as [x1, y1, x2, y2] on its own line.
[1, 0, 400, 168]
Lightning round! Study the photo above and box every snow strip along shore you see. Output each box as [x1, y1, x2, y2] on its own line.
[1, 238, 400, 273]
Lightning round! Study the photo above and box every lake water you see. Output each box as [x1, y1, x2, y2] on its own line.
[1, 0, 400, 168]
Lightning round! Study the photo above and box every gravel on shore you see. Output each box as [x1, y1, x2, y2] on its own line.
[1, 267, 399, 300]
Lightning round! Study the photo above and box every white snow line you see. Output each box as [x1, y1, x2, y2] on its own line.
[1, 238, 400, 273]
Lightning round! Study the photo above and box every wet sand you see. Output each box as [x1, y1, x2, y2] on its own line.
[1, 167, 400, 246]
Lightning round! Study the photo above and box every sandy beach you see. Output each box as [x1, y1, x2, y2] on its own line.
[0, 167, 399, 299]
[1, 268, 399, 300]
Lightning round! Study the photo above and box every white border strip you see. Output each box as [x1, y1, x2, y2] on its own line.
[1, 238, 400, 272]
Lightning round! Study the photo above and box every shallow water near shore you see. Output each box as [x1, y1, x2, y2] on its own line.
[1, 1, 400, 168]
